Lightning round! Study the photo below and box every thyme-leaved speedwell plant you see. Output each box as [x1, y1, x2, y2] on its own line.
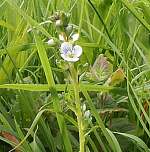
[49, 11, 85, 152]
[11, 9, 125, 152]
[49, 11, 83, 62]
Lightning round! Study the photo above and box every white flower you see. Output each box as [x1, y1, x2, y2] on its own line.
[60, 42, 82, 62]
[82, 104, 86, 112]
[59, 34, 66, 41]
[71, 33, 79, 42]
[47, 39, 55, 45]
[84, 110, 92, 122]
[59, 33, 79, 42]
[84, 110, 90, 119]
[55, 20, 62, 26]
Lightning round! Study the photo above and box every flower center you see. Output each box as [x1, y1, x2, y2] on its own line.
[67, 52, 75, 58]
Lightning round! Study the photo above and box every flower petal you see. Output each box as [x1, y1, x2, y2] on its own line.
[60, 42, 72, 54]
[56, 20, 62, 26]
[61, 54, 79, 62]
[59, 34, 65, 41]
[47, 39, 55, 45]
[71, 33, 79, 42]
[84, 110, 91, 118]
[73, 45, 82, 57]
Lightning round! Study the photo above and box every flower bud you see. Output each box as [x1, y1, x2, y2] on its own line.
[50, 11, 70, 29]
[84, 110, 91, 119]
[71, 33, 79, 42]
[65, 25, 73, 35]
[47, 39, 55, 45]
[82, 104, 86, 112]
[55, 20, 63, 27]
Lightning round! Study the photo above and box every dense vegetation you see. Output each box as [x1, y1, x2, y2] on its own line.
[0, 0, 150, 151]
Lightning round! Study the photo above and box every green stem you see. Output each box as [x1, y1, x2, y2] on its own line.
[75, 83, 85, 152]
[69, 63, 85, 152]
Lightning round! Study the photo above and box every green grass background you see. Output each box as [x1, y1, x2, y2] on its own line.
[0, 0, 150, 151]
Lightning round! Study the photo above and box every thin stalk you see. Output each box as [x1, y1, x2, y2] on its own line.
[69, 63, 85, 152]
[78, 0, 85, 35]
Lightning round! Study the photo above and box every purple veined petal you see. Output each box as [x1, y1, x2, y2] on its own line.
[61, 54, 79, 62]
[60, 42, 73, 54]
[73, 45, 82, 57]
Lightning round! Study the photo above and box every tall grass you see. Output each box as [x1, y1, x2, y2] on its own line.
[0, 0, 150, 151]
